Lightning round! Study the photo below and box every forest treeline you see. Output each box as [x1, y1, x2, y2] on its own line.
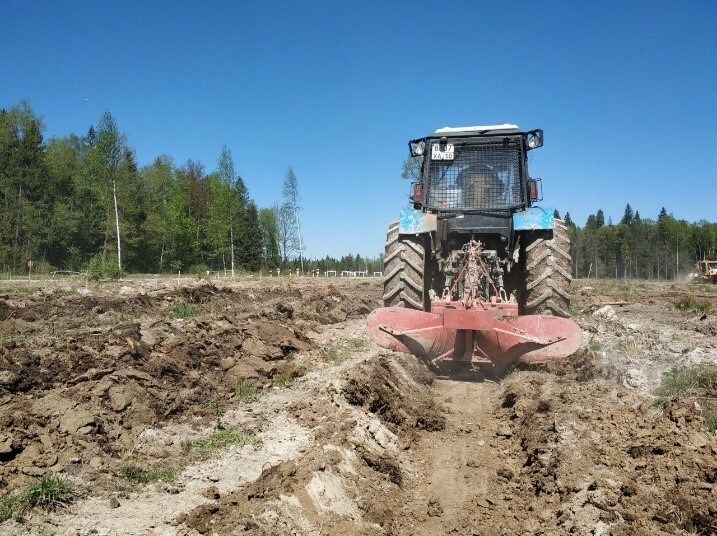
[561, 205, 717, 279]
[0, 101, 382, 277]
[2, 101, 714, 280]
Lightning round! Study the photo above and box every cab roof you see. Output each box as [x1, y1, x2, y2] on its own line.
[430, 124, 521, 137]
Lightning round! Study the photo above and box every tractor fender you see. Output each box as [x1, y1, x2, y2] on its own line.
[513, 206, 555, 231]
[399, 209, 437, 235]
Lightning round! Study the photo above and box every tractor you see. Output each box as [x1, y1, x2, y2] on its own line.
[367, 124, 581, 373]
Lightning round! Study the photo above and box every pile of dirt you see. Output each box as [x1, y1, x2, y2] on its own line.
[0, 278, 379, 492]
[498, 369, 717, 535]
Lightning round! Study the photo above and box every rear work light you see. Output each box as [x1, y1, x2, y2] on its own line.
[411, 183, 423, 203]
[409, 139, 426, 157]
[527, 178, 542, 202]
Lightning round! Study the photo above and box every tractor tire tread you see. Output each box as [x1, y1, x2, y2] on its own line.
[382, 222, 428, 310]
[522, 219, 573, 317]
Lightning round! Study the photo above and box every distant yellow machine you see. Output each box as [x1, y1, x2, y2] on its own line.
[688, 260, 717, 283]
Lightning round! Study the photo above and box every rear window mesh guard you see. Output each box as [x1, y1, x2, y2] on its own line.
[425, 138, 525, 211]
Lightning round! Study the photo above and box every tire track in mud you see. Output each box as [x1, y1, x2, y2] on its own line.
[389, 375, 536, 536]
[399, 379, 498, 535]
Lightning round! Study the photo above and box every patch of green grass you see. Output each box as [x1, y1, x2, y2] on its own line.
[234, 380, 260, 403]
[0, 333, 29, 345]
[321, 346, 342, 363]
[184, 428, 253, 456]
[0, 475, 79, 522]
[651, 396, 667, 408]
[656, 366, 717, 434]
[347, 337, 368, 350]
[674, 295, 713, 314]
[115, 463, 177, 484]
[171, 301, 202, 319]
[704, 411, 717, 433]
[118, 309, 141, 322]
[273, 364, 306, 386]
[0, 492, 21, 522]
[320, 337, 368, 364]
[205, 395, 226, 430]
[48, 307, 64, 338]
[657, 366, 717, 397]
[23, 474, 78, 512]
[587, 335, 603, 353]
[614, 337, 644, 358]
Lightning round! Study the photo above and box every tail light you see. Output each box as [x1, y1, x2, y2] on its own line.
[411, 182, 422, 203]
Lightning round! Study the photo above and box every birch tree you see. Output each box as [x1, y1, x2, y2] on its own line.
[214, 146, 248, 275]
[277, 167, 303, 269]
[95, 111, 126, 274]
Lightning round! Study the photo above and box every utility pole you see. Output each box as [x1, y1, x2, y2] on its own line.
[296, 212, 304, 274]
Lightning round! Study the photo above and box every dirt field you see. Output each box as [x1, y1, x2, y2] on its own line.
[1, 276, 716, 535]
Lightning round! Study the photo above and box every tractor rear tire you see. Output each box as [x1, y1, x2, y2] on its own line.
[382, 221, 429, 311]
[522, 219, 573, 317]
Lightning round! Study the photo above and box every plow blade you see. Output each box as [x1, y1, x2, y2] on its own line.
[510, 315, 582, 363]
[367, 307, 457, 360]
[367, 306, 581, 370]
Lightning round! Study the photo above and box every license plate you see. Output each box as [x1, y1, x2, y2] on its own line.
[431, 143, 454, 160]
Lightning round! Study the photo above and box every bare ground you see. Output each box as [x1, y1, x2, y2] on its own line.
[0, 276, 716, 535]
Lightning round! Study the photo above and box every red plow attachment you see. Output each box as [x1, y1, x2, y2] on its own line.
[367, 301, 581, 373]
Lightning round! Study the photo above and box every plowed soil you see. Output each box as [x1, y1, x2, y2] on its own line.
[1, 276, 716, 535]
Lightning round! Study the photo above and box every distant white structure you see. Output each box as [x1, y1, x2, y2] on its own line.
[324, 270, 337, 277]
[340, 270, 368, 277]
[373, 271, 383, 277]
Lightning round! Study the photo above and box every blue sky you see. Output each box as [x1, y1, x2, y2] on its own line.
[2, 1, 716, 258]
